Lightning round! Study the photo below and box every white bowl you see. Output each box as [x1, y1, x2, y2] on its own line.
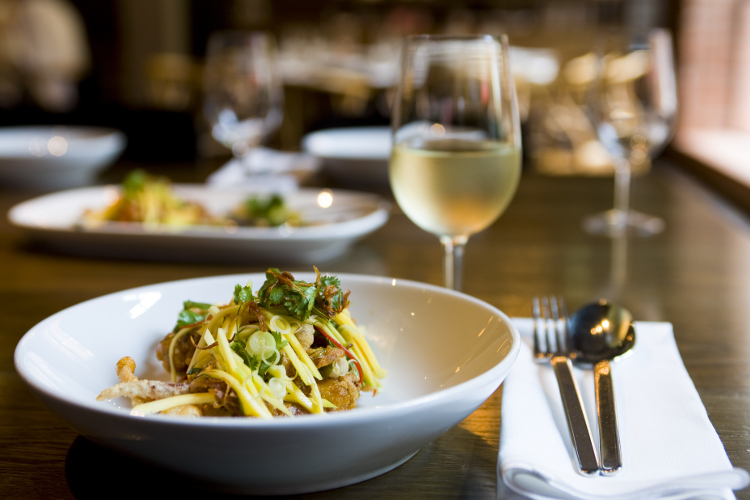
[0, 126, 126, 189]
[302, 127, 391, 187]
[14, 272, 520, 494]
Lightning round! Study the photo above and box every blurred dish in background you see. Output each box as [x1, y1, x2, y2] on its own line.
[302, 127, 391, 187]
[8, 185, 390, 263]
[0, 126, 126, 190]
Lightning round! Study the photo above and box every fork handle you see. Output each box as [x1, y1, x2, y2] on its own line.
[595, 360, 622, 474]
[551, 356, 600, 475]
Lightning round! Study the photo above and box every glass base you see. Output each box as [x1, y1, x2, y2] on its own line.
[582, 209, 665, 238]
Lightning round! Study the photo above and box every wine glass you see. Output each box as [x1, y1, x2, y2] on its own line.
[389, 35, 522, 291]
[203, 31, 284, 174]
[582, 28, 677, 237]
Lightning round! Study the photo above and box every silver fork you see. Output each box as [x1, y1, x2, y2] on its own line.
[533, 296, 600, 475]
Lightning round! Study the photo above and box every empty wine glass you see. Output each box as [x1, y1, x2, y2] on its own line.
[389, 35, 522, 291]
[582, 28, 677, 237]
[203, 31, 283, 174]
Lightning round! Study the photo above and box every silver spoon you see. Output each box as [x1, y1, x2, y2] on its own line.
[568, 299, 636, 475]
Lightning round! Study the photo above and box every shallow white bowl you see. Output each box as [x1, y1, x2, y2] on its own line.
[14, 272, 520, 494]
[0, 126, 126, 189]
[302, 127, 390, 187]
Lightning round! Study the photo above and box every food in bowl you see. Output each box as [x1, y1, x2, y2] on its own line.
[97, 267, 386, 418]
[82, 169, 217, 227]
[82, 169, 302, 229]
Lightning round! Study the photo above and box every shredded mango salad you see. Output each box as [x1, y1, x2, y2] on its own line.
[97, 267, 386, 418]
[83, 170, 301, 229]
[83, 170, 218, 227]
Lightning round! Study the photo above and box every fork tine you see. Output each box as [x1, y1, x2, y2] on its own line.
[532, 296, 542, 358]
[549, 296, 560, 353]
[541, 296, 552, 354]
[558, 296, 570, 353]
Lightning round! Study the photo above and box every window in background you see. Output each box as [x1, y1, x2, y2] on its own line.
[674, 0, 750, 187]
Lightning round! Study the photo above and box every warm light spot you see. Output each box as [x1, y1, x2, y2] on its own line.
[602, 319, 610, 329]
[410, 312, 415, 316]
[454, 367, 461, 373]
[48, 136, 68, 156]
[430, 123, 445, 137]
[391, 278, 397, 286]
[317, 189, 333, 208]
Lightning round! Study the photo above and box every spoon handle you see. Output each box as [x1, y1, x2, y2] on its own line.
[550, 356, 600, 475]
[595, 360, 622, 474]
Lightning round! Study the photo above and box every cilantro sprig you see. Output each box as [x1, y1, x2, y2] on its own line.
[173, 300, 212, 332]
[256, 267, 350, 321]
[233, 284, 254, 304]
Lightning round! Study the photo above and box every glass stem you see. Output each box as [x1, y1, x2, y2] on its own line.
[612, 157, 631, 228]
[440, 235, 468, 291]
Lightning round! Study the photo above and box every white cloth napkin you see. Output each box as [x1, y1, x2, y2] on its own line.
[499, 318, 750, 500]
[206, 148, 320, 191]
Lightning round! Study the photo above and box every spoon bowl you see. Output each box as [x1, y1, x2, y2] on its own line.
[568, 300, 636, 365]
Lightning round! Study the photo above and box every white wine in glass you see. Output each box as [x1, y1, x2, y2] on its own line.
[390, 35, 522, 291]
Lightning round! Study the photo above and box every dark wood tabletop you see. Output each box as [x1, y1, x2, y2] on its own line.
[2, 158, 749, 499]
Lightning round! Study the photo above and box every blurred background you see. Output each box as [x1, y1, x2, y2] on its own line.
[0, 0, 743, 192]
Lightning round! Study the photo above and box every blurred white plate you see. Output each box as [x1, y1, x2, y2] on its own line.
[14, 272, 520, 494]
[302, 127, 391, 187]
[8, 185, 389, 263]
[0, 126, 126, 189]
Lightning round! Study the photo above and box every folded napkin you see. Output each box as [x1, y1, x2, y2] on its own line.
[499, 319, 750, 500]
[206, 148, 320, 190]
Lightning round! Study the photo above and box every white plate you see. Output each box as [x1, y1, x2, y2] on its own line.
[7, 185, 389, 263]
[0, 126, 126, 189]
[14, 272, 520, 494]
[302, 127, 391, 186]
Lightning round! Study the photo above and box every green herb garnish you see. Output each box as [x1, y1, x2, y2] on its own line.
[256, 267, 350, 321]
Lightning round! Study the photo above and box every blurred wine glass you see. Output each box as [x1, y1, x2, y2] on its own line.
[203, 31, 283, 174]
[389, 35, 522, 291]
[582, 28, 677, 237]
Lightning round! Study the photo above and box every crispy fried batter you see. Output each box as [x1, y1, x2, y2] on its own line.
[96, 379, 191, 402]
[317, 372, 361, 412]
[294, 323, 315, 350]
[113, 356, 146, 405]
[307, 346, 346, 368]
[156, 330, 200, 377]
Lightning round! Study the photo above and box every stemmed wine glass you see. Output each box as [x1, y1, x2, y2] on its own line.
[389, 35, 522, 291]
[582, 28, 677, 237]
[203, 31, 284, 174]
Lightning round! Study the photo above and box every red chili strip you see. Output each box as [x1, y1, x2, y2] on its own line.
[314, 326, 363, 385]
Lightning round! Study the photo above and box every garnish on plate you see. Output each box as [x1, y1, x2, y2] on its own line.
[232, 194, 302, 227]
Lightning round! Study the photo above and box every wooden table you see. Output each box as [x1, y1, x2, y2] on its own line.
[2, 158, 749, 499]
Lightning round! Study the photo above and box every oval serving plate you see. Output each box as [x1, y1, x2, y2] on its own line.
[8, 186, 390, 263]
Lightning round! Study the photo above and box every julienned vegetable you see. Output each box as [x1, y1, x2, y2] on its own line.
[96, 267, 386, 418]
